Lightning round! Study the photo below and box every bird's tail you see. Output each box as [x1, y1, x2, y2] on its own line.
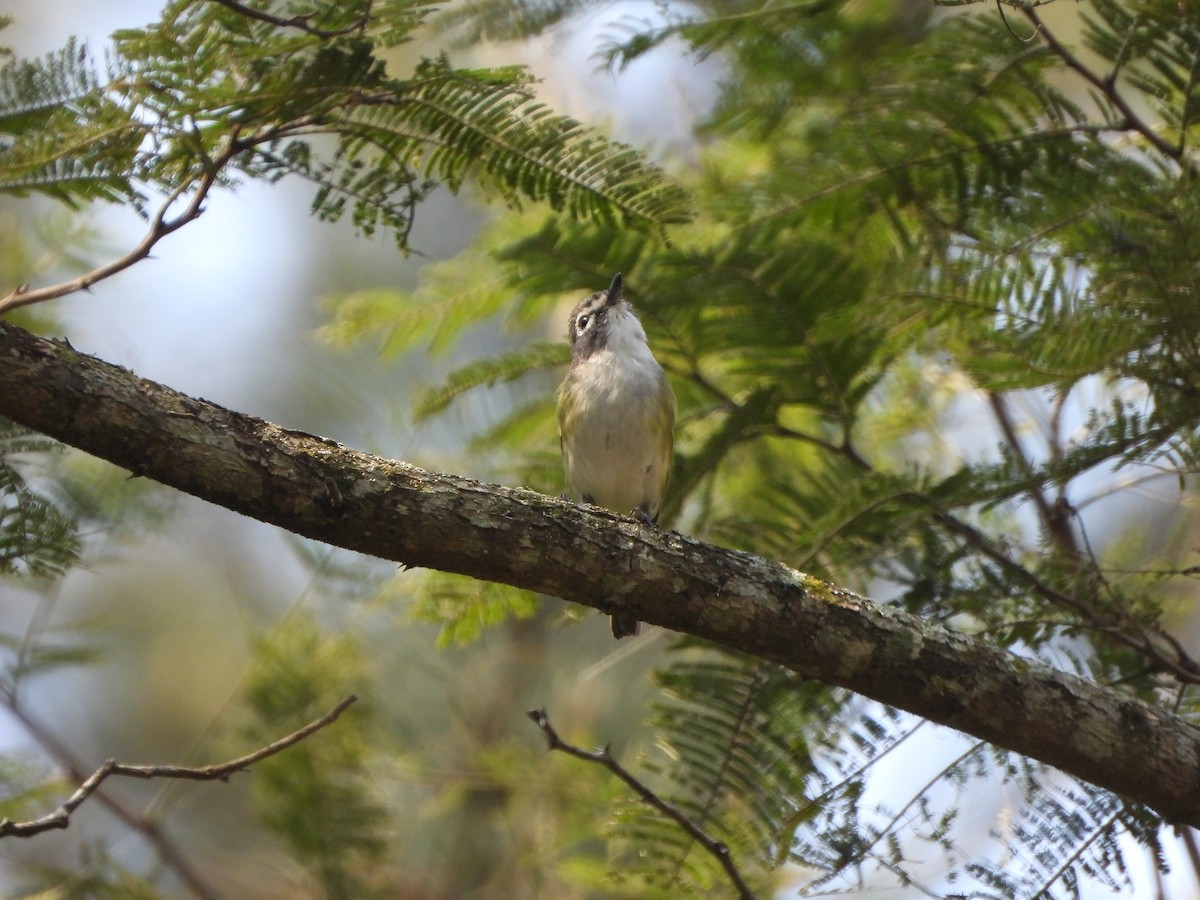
[611, 614, 640, 639]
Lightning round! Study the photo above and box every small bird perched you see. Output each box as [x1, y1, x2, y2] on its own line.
[557, 273, 676, 638]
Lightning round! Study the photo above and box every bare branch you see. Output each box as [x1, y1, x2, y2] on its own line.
[987, 391, 1079, 556]
[929, 503, 1200, 682]
[2, 694, 223, 900]
[0, 139, 235, 316]
[0, 694, 357, 840]
[527, 708, 758, 900]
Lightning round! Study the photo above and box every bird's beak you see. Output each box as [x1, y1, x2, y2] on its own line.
[605, 273, 623, 307]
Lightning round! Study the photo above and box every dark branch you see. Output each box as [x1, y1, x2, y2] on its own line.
[1021, 7, 1194, 173]
[931, 502, 1200, 682]
[2, 320, 1200, 826]
[205, 0, 371, 38]
[528, 708, 758, 900]
[0, 694, 357, 839]
[3, 694, 223, 900]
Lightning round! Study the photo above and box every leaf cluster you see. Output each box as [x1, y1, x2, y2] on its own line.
[240, 615, 393, 897]
[0, 0, 689, 259]
[0, 419, 79, 579]
[610, 648, 834, 894]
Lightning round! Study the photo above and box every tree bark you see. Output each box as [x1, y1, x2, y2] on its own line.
[2, 319, 1199, 825]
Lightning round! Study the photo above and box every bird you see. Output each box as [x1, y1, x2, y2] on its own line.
[556, 273, 676, 638]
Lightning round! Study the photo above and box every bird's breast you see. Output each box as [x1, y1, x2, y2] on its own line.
[560, 350, 673, 517]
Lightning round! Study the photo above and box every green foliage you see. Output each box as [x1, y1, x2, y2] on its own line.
[12, 843, 165, 899]
[413, 340, 567, 420]
[915, 768, 1168, 900]
[0, 0, 688, 254]
[0, 754, 67, 830]
[241, 615, 392, 898]
[411, 571, 540, 645]
[0, 420, 79, 579]
[615, 648, 834, 894]
[434, 0, 593, 46]
[0, 39, 138, 207]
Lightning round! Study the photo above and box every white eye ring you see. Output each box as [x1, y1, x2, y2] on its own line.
[577, 314, 590, 330]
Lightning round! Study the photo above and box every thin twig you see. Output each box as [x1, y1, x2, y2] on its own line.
[996, 0, 1040, 43]
[822, 740, 987, 886]
[925, 499, 1200, 682]
[2, 696, 222, 900]
[527, 708, 758, 900]
[206, 0, 371, 38]
[773, 717, 930, 866]
[0, 140, 235, 315]
[869, 853, 947, 899]
[987, 391, 1079, 557]
[1024, 797, 1126, 898]
[0, 694, 357, 840]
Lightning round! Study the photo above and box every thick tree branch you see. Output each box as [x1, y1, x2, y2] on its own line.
[2, 320, 1200, 826]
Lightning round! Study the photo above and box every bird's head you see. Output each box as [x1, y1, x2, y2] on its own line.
[567, 273, 641, 361]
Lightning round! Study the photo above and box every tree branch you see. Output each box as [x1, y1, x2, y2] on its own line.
[206, 0, 372, 38]
[2, 694, 223, 900]
[528, 709, 757, 899]
[0, 694, 357, 840]
[0, 141, 235, 316]
[1021, 7, 1195, 174]
[2, 320, 1200, 826]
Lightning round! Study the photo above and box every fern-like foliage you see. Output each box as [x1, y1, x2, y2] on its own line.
[241, 615, 392, 897]
[0, 0, 689, 254]
[0, 420, 79, 579]
[410, 572, 540, 645]
[412, 341, 567, 421]
[0, 40, 141, 208]
[611, 648, 836, 894]
[433, 0, 594, 46]
[965, 778, 1164, 899]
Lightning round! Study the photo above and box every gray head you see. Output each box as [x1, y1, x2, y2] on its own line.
[567, 273, 624, 362]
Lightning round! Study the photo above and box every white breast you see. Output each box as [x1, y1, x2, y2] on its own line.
[561, 306, 673, 518]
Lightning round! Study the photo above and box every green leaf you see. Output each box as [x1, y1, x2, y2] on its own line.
[410, 572, 540, 646]
[413, 341, 567, 421]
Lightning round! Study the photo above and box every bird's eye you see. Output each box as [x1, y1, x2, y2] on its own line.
[577, 314, 590, 331]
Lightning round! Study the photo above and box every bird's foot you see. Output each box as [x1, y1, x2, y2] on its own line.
[631, 507, 657, 526]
